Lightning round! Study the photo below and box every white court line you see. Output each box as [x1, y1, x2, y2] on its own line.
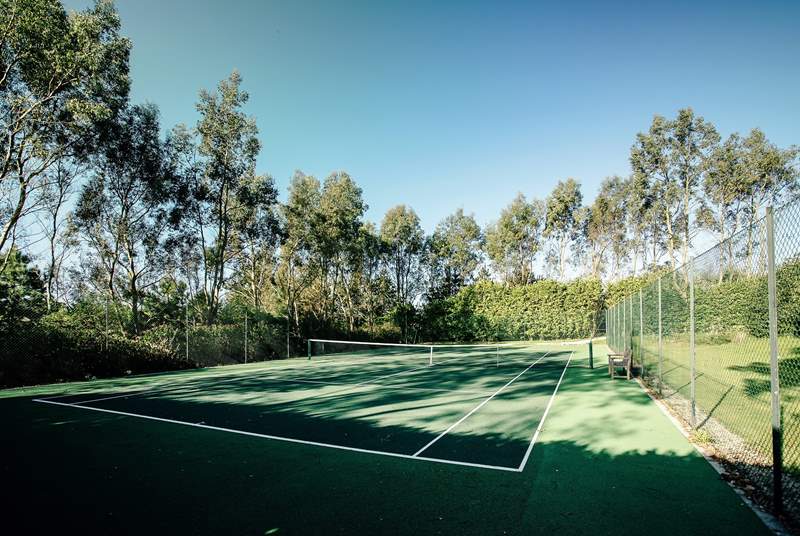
[516, 351, 572, 471]
[412, 351, 552, 457]
[32, 398, 520, 473]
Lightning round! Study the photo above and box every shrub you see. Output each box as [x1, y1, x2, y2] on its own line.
[422, 278, 604, 342]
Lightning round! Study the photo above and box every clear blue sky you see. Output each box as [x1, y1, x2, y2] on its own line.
[66, 0, 800, 232]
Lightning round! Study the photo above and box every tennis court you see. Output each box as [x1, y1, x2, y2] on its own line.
[32, 342, 571, 472]
[3, 341, 773, 535]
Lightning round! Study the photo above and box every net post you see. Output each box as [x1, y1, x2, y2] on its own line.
[766, 206, 783, 513]
[588, 338, 593, 369]
[429, 346, 433, 366]
[496, 345, 499, 367]
[689, 259, 696, 428]
[657, 277, 663, 395]
[307, 339, 311, 360]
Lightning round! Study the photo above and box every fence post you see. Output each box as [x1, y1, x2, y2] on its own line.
[629, 295, 633, 352]
[639, 289, 644, 375]
[629, 295, 634, 352]
[104, 296, 109, 354]
[244, 309, 248, 364]
[622, 298, 627, 352]
[609, 306, 613, 350]
[658, 277, 663, 395]
[766, 206, 783, 513]
[689, 259, 696, 428]
[185, 301, 189, 361]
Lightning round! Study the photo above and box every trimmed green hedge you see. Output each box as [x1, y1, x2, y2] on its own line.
[423, 278, 604, 342]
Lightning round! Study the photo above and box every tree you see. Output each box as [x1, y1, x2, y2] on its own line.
[485, 193, 544, 285]
[544, 179, 583, 280]
[35, 158, 81, 310]
[0, 248, 46, 330]
[579, 176, 627, 278]
[274, 171, 321, 341]
[428, 208, 483, 298]
[739, 129, 799, 262]
[697, 133, 749, 281]
[381, 205, 424, 304]
[0, 0, 130, 262]
[230, 172, 281, 309]
[74, 103, 173, 334]
[175, 71, 277, 324]
[380, 205, 424, 340]
[630, 108, 720, 271]
[313, 172, 367, 326]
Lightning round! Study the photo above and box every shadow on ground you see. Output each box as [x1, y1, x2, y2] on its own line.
[0, 355, 772, 535]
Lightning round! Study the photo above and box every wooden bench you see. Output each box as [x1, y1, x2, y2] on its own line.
[607, 348, 633, 380]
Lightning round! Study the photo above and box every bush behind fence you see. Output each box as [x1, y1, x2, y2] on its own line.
[607, 200, 800, 529]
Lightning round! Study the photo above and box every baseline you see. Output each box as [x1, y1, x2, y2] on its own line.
[32, 398, 521, 472]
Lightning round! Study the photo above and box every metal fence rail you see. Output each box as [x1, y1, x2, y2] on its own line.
[607, 201, 800, 526]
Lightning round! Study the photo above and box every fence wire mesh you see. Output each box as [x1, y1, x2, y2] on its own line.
[0, 286, 293, 388]
[607, 202, 800, 527]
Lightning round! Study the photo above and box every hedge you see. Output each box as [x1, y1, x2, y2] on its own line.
[422, 278, 604, 342]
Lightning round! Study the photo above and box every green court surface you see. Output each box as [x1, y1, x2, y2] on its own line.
[1, 342, 771, 535]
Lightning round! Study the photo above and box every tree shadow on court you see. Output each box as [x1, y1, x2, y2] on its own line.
[1, 385, 775, 536]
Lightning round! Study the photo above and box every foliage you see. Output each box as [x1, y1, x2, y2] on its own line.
[0, 0, 130, 257]
[423, 278, 604, 342]
[0, 248, 47, 329]
[0, 305, 194, 388]
[485, 193, 544, 285]
[543, 178, 583, 280]
[427, 208, 483, 298]
[2, 1, 800, 390]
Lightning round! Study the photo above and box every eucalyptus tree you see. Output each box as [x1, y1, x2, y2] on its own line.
[174, 71, 278, 324]
[543, 178, 583, 280]
[35, 158, 81, 310]
[697, 133, 749, 280]
[427, 208, 483, 298]
[0, 0, 130, 262]
[580, 176, 628, 278]
[740, 129, 799, 253]
[339, 222, 387, 334]
[624, 173, 654, 274]
[380, 204, 424, 305]
[630, 108, 720, 271]
[229, 173, 281, 309]
[274, 171, 321, 338]
[74, 103, 172, 334]
[484, 193, 544, 285]
[313, 172, 367, 325]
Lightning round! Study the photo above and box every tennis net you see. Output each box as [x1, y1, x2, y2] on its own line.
[307, 339, 528, 367]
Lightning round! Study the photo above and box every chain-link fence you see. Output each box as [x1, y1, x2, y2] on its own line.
[0, 285, 295, 388]
[606, 202, 800, 527]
